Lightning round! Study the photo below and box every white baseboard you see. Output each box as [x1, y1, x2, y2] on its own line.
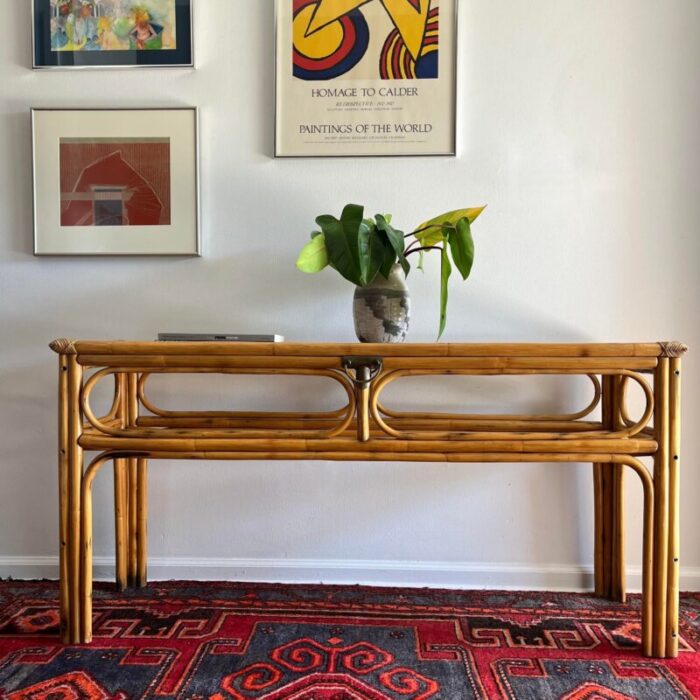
[2, 556, 700, 591]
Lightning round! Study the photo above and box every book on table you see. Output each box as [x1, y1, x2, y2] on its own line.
[157, 333, 284, 342]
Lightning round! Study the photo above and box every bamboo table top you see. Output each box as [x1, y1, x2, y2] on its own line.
[50, 339, 688, 358]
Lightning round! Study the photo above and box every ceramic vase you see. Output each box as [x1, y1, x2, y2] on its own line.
[353, 264, 410, 343]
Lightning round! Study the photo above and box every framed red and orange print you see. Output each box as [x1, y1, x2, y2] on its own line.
[275, 0, 457, 157]
[32, 108, 200, 256]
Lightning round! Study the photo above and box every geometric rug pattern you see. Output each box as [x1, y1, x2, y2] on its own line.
[0, 581, 698, 699]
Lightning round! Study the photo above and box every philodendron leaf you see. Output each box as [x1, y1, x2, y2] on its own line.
[379, 244, 397, 279]
[340, 203, 364, 246]
[310, 230, 323, 239]
[316, 205, 364, 286]
[447, 217, 475, 280]
[438, 245, 452, 340]
[358, 221, 385, 285]
[296, 233, 328, 273]
[414, 226, 447, 247]
[376, 214, 410, 276]
[415, 206, 486, 246]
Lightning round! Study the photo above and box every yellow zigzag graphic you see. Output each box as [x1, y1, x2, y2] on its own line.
[305, 0, 431, 61]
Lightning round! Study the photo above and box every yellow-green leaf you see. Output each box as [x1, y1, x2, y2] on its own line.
[447, 218, 475, 280]
[414, 206, 486, 245]
[296, 233, 329, 273]
[438, 245, 452, 340]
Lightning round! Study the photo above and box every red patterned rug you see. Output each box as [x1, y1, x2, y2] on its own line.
[0, 581, 698, 699]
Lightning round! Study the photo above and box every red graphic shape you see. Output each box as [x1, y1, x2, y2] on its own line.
[220, 662, 283, 697]
[561, 682, 638, 700]
[379, 668, 439, 699]
[293, 16, 357, 71]
[6, 671, 111, 700]
[271, 638, 328, 672]
[60, 143, 170, 227]
[259, 672, 394, 700]
[341, 643, 393, 675]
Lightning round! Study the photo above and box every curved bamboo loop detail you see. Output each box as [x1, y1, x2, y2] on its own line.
[370, 370, 653, 440]
[376, 373, 602, 422]
[618, 375, 654, 433]
[610, 455, 655, 657]
[104, 372, 123, 422]
[76, 450, 654, 649]
[619, 375, 635, 428]
[80, 450, 147, 643]
[137, 370, 350, 420]
[81, 368, 124, 435]
[82, 367, 357, 439]
[76, 369, 123, 425]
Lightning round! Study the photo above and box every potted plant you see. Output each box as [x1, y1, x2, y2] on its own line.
[296, 203, 485, 341]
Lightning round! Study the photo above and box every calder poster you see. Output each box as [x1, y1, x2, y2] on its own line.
[275, 0, 457, 157]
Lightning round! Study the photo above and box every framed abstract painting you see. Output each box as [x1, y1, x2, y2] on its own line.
[275, 0, 457, 157]
[32, 108, 200, 256]
[32, 0, 194, 69]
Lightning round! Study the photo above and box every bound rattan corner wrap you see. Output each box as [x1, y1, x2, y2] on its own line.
[49, 338, 78, 355]
[659, 341, 689, 358]
[50, 339, 687, 656]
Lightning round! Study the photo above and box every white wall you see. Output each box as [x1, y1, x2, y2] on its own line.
[1, 0, 699, 590]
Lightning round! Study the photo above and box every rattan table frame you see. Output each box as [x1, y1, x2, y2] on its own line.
[50, 339, 687, 657]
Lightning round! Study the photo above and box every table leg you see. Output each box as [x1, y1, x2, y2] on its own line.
[122, 456, 149, 590]
[57, 355, 70, 643]
[593, 462, 612, 597]
[593, 462, 604, 595]
[125, 374, 141, 588]
[593, 375, 625, 602]
[601, 463, 613, 597]
[627, 457, 655, 658]
[80, 466, 94, 644]
[114, 458, 128, 592]
[66, 355, 83, 644]
[666, 358, 681, 657]
[652, 358, 670, 657]
[127, 457, 138, 587]
[80, 454, 112, 644]
[610, 462, 625, 602]
[136, 458, 149, 588]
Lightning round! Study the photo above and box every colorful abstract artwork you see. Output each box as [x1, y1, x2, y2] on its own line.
[380, 5, 438, 79]
[49, 0, 176, 52]
[276, 0, 454, 155]
[292, 0, 439, 80]
[59, 138, 171, 227]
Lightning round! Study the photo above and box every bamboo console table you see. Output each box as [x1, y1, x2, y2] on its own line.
[50, 339, 686, 657]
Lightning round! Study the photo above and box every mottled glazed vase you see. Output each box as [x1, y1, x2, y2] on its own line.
[353, 264, 410, 343]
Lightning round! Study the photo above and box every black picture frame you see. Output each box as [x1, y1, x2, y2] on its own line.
[33, 0, 193, 69]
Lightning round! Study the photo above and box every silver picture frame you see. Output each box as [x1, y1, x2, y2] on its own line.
[32, 107, 201, 256]
[274, 0, 459, 158]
